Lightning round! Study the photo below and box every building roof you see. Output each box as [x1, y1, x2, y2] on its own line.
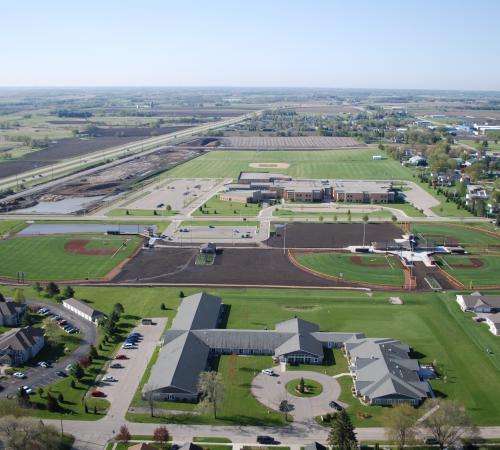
[177, 444, 203, 450]
[331, 180, 393, 194]
[0, 326, 44, 353]
[486, 312, 500, 326]
[62, 298, 104, 319]
[304, 443, 327, 450]
[170, 292, 222, 331]
[459, 295, 500, 310]
[345, 337, 429, 402]
[0, 301, 22, 318]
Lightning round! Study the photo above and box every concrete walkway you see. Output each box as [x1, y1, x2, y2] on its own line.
[251, 369, 342, 423]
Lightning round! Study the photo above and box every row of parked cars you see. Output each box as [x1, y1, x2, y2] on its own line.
[37, 307, 80, 334]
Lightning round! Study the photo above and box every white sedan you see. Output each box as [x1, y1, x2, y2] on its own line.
[13, 372, 26, 379]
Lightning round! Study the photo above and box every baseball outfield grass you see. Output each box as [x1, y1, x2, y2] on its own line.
[410, 223, 499, 246]
[166, 149, 414, 180]
[436, 255, 500, 287]
[0, 235, 143, 280]
[294, 253, 405, 287]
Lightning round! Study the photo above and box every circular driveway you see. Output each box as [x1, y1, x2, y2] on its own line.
[251, 367, 342, 422]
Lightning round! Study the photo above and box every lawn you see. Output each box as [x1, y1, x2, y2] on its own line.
[166, 149, 414, 180]
[0, 220, 27, 235]
[193, 196, 262, 217]
[286, 378, 323, 397]
[436, 255, 500, 287]
[107, 208, 177, 217]
[0, 235, 143, 281]
[294, 253, 405, 287]
[410, 223, 499, 246]
[273, 209, 393, 220]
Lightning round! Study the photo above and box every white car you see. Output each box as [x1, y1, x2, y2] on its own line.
[122, 343, 135, 349]
[104, 375, 116, 382]
[261, 368, 275, 376]
[21, 385, 34, 395]
[13, 372, 26, 379]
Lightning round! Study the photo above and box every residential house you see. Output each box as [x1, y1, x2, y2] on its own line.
[485, 314, 500, 336]
[0, 301, 25, 326]
[0, 327, 45, 366]
[456, 294, 500, 313]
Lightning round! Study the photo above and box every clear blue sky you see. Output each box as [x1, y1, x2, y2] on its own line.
[2, 0, 499, 90]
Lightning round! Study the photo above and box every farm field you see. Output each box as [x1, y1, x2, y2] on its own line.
[7, 285, 500, 426]
[294, 253, 405, 287]
[436, 255, 500, 287]
[193, 196, 262, 217]
[166, 149, 414, 180]
[410, 223, 500, 246]
[0, 235, 142, 280]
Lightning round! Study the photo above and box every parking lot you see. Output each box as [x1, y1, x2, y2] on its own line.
[172, 225, 257, 242]
[95, 317, 167, 419]
[125, 178, 220, 212]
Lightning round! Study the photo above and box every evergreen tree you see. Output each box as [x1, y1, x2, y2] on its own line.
[327, 410, 358, 450]
[62, 285, 75, 299]
[46, 393, 59, 412]
[45, 282, 60, 298]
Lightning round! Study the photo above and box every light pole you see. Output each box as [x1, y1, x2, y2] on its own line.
[362, 221, 366, 247]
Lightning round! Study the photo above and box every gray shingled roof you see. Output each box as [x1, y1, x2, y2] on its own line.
[460, 295, 500, 310]
[346, 337, 429, 402]
[170, 293, 222, 331]
[0, 327, 44, 352]
[0, 301, 21, 318]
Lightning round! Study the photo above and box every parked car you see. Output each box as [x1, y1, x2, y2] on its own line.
[115, 354, 128, 360]
[257, 436, 276, 445]
[37, 361, 51, 368]
[122, 343, 135, 349]
[13, 372, 26, 379]
[209, 225, 215, 228]
[55, 371, 68, 378]
[261, 368, 275, 376]
[91, 390, 106, 398]
[104, 375, 116, 382]
[110, 363, 123, 369]
[20, 386, 33, 395]
[329, 400, 343, 411]
[65, 363, 74, 372]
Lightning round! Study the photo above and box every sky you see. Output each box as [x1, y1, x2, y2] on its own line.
[1, 0, 500, 90]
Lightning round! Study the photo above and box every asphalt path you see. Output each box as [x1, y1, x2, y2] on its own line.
[0, 299, 97, 397]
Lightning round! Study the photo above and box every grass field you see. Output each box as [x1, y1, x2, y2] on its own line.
[193, 196, 262, 217]
[6, 285, 499, 426]
[410, 223, 499, 246]
[436, 255, 500, 287]
[0, 220, 27, 235]
[295, 253, 405, 287]
[166, 149, 414, 180]
[107, 208, 177, 217]
[461, 139, 500, 152]
[0, 235, 143, 280]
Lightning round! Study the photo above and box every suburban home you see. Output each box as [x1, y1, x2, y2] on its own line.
[62, 297, 104, 324]
[344, 337, 432, 406]
[0, 326, 45, 366]
[0, 301, 25, 326]
[143, 292, 426, 407]
[456, 294, 500, 313]
[485, 313, 500, 336]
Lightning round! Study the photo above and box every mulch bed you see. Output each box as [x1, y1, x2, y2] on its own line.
[64, 239, 117, 256]
[350, 256, 389, 267]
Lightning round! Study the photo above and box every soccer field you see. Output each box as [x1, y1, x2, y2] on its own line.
[0, 235, 143, 280]
[166, 149, 413, 180]
[295, 252, 405, 286]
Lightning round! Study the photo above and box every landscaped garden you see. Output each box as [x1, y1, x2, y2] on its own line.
[286, 378, 323, 397]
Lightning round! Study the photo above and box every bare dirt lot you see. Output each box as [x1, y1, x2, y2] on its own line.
[219, 136, 364, 149]
[0, 125, 191, 179]
[112, 247, 344, 287]
[249, 162, 290, 169]
[266, 223, 403, 248]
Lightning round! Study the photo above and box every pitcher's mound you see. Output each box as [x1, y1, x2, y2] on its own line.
[249, 162, 290, 169]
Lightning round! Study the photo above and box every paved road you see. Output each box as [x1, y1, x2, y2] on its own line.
[96, 318, 167, 421]
[1, 299, 97, 396]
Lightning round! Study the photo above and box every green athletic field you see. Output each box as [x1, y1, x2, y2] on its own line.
[193, 196, 261, 217]
[166, 149, 413, 180]
[410, 223, 499, 246]
[0, 235, 143, 280]
[295, 252, 405, 286]
[7, 286, 499, 426]
[436, 255, 500, 287]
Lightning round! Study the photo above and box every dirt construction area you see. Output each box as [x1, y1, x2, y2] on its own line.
[249, 162, 290, 169]
[266, 223, 403, 248]
[219, 136, 364, 149]
[125, 178, 220, 211]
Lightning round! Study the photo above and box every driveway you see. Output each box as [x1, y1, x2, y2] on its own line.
[95, 317, 167, 420]
[251, 368, 342, 423]
[1, 299, 98, 396]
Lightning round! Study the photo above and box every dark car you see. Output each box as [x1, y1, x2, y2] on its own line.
[329, 400, 343, 411]
[257, 436, 276, 445]
[55, 371, 68, 378]
[115, 354, 128, 360]
[110, 363, 123, 369]
[91, 390, 106, 398]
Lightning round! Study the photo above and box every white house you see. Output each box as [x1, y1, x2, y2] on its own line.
[485, 314, 500, 336]
[62, 298, 104, 324]
[456, 294, 500, 313]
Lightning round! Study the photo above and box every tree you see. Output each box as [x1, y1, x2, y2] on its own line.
[153, 426, 170, 446]
[197, 371, 224, 418]
[57, 392, 64, 403]
[13, 288, 25, 303]
[70, 362, 85, 382]
[62, 285, 75, 299]
[327, 410, 357, 450]
[421, 399, 476, 449]
[45, 282, 60, 298]
[16, 388, 31, 408]
[79, 355, 91, 368]
[179, 291, 185, 298]
[113, 302, 124, 315]
[32, 281, 43, 295]
[391, 215, 397, 223]
[20, 312, 33, 327]
[89, 344, 98, 359]
[46, 393, 59, 412]
[160, 302, 166, 310]
[383, 404, 417, 449]
[299, 377, 305, 393]
[0, 416, 67, 450]
[116, 425, 131, 443]
[362, 214, 369, 224]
